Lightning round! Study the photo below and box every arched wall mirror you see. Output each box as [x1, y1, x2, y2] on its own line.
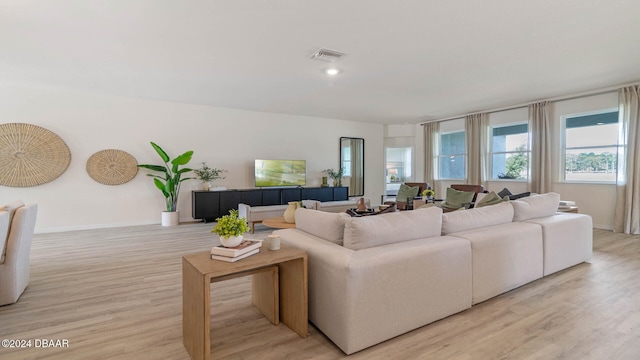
[340, 137, 365, 196]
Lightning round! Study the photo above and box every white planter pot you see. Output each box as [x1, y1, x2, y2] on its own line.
[220, 235, 243, 248]
[161, 211, 180, 227]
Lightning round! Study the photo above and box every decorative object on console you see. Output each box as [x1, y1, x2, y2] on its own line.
[193, 162, 226, 191]
[137, 142, 194, 226]
[283, 201, 299, 224]
[0, 123, 71, 187]
[86, 149, 138, 185]
[211, 209, 251, 247]
[323, 168, 344, 187]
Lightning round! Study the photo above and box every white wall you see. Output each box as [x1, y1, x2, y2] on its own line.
[0, 83, 384, 232]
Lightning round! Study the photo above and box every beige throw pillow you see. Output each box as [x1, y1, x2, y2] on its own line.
[441, 187, 475, 210]
[441, 201, 514, 234]
[294, 208, 350, 245]
[343, 207, 442, 250]
[511, 192, 561, 221]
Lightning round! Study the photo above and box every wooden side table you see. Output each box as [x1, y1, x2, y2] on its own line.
[182, 245, 308, 360]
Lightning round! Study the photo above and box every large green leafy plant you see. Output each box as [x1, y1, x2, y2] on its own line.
[138, 142, 194, 212]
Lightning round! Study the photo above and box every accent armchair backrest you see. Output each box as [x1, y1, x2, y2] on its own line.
[404, 182, 429, 195]
[0, 203, 38, 305]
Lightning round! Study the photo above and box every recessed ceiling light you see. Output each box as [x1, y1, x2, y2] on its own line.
[326, 68, 340, 76]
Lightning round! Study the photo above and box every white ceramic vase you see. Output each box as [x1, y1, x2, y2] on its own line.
[203, 181, 213, 191]
[220, 235, 243, 248]
[161, 211, 179, 226]
[283, 201, 298, 224]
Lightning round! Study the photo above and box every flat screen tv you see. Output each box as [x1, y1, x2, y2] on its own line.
[255, 159, 306, 187]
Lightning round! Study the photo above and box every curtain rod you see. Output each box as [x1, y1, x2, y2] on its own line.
[419, 81, 640, 125]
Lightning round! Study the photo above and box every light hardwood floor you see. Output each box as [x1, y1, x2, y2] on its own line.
[1, 224, 639, 359]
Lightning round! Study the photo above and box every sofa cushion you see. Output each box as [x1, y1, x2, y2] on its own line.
[396, 183, 420, 202]
[343, 207, 442, 250]
[511, 192, 561, 221]
[441, 187, 475, 210]
[441, 201, 514, 235]
[295, 208, 350, 245]
[475, 191, 508, 208]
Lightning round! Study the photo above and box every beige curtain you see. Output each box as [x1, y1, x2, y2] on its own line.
[465, 113, 488, 186]
[350, 138, 364, 196]
[528, 101, 552, 193]
[614, 85, 640, 234]
[423, 121, 439, 190]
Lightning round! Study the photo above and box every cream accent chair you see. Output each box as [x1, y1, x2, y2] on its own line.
[0, 202, 38, 306]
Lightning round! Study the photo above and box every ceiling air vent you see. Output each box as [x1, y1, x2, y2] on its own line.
[309, 48, 345, 62]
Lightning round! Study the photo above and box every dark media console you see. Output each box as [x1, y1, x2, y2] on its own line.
[192, 186, 349, 222]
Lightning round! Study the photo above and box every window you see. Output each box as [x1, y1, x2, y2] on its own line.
[490, 123, 529, 180]
[563, 110, 619, 182]
[439, 131, 465, 179]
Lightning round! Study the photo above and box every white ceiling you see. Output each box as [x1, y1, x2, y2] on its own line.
[2, 1, 640, 124]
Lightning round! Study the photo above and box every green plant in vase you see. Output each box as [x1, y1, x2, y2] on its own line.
[193, 162, 227, 190]
[212, 209, 251, 247]
[323, 168, 345, 187]
[138, 142, 194, 226]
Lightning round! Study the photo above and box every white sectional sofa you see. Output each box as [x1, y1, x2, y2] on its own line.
[274, 192, 593, 355]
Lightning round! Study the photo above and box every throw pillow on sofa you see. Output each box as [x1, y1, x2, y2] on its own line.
[396, 183, 420, 203]
[475, 191, 509, 208]
[343, 207, 442, 250]
[294, 208, 351, 245]
[440, 187, 475, 210]
[511, 192, 560, 221]
[441, 201, 514, 234]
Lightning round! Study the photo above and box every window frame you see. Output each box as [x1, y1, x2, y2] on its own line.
[561, 108, 619, 184]
[489, 122, 530, 181]
[437, 130, 466, 180]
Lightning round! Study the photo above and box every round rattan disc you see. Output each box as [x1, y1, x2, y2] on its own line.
[86, 149, 138, 185]
[0, 123, 71, 187]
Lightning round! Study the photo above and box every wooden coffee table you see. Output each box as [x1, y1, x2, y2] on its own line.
[182, 245, 308, 360]
[262, 216, 296, 229]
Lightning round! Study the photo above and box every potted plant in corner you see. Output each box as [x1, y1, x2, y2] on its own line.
[211, 209, 251, 247]
[138, 142, 194, 226]
[193, 162, 227, 191]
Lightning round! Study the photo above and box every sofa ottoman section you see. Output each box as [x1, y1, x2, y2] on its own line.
[450, 222, 543, 305]
[525, 213, 593, 276]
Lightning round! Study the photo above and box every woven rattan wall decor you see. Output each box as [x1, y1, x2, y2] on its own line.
[86, 149, 138, 185]
[0, 123, 72, 187]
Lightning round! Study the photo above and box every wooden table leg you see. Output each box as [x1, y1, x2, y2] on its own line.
[251, 266, 279, 325]
[182, 258, 211, 360]
[278, 257, 309, 338]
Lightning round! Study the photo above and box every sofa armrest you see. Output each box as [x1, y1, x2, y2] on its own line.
[276, 228, 471, 354]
